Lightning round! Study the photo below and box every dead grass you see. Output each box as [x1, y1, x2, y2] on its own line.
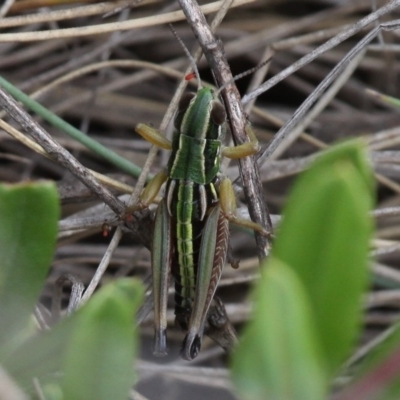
[2, 0, 400, 398]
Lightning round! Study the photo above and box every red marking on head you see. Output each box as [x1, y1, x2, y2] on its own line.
[185, 72, 196, 81]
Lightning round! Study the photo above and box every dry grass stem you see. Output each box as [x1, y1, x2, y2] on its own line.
[2, 0, 400, 398]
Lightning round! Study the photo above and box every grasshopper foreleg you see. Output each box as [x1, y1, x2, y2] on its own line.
[135, 123, 172, 150]
[124, 123, 170, 216]
[221, 125, 260, 159]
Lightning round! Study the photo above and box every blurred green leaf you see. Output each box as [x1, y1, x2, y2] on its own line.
[42, 383, 64, 400]
[4, 279, 143, 398]
[0, 182, 143, 398]
[272, 140, 374, 376]
[61, 278, 144, 400]
[337, 323, 400, 399]
[0, 182, 59, 353]
[3, 314, 76, 392]
[231, 259, 326, 400]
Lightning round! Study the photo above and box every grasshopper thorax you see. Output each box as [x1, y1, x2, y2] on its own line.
[168, 87, 226, 186]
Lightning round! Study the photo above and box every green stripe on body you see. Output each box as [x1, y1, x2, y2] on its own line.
[176, 182, 196, 302]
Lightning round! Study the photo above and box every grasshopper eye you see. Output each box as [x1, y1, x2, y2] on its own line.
[179, 92, 196, 112]
[175, 93, 196, 129]
[210, 101, 226, 125]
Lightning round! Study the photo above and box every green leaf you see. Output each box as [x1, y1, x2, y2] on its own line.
[231, 259, 326, 400]
[272, 140, 374, 376]
[0, 182, 143, 399]
[4, 279, 143, 397]
[3, 313, 76, 393]
[337, 323, 400, 399]
[61, 278, 144, 400]
[42, 383, 64, 400]
[0, 182, 59, 352]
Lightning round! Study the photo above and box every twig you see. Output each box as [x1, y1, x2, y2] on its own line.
[178, 0, 272, 259]
[373, 263, 400, 286]
[366, 290, 400, 308]
[265, 48, 365, 161]
[257, 16, 400, 164]
[0, 0, 15, 18]
[0, 75, 143, 177]
[80, 229, 124, 304]
[336, 336, 400, 400]
[344, 323, 398, 369]
[0, 1, 132, 27]
[0, 117, 135, 194]
[30, 60, 185, 100]
[0, 85, 125, 216]
[0, 0, 254, 42]
[242, 0, 400, 105]
[373, 206, 400, 218]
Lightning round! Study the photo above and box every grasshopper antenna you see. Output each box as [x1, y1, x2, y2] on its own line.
[169, 24, 202, 91]
[215, 57, 272, 97]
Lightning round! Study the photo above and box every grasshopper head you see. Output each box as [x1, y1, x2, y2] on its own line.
[181, 331, 202, 360]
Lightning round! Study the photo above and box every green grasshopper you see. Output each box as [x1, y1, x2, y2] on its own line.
[131, 62, 269, 360]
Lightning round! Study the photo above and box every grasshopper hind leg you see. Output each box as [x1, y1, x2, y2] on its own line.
[152, 199, 173, 356]
[153, 329, 168, 357]
[181, 331, 203, 360]
[181, 205, 229, 360]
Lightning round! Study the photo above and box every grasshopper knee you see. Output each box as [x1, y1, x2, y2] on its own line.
[221, 125, 260, 159]
[219, 177, 270, 238]
[126, 171, 168, 215]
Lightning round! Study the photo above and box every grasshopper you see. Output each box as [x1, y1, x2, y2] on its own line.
[131, 56, 269, 360]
